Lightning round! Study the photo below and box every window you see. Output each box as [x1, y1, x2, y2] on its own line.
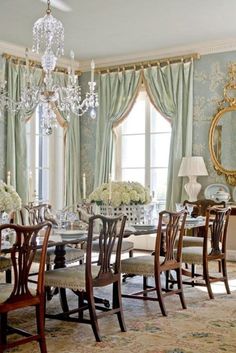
[115, 90, 171, 207]
[26, 106, 64, 208]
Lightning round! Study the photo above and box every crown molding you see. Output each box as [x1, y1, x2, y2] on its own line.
[78, 38, 236, 72]
[1, 38, 236, 72]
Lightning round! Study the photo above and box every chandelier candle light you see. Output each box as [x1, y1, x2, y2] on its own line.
[0, 0, 99, 134]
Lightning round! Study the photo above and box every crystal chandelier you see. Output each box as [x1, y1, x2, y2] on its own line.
[0, 0, 99, 134]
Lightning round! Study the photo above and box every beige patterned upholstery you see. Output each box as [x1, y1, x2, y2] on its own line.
[121, 255, 165, 277]
[180, 242, 222, 265]
[34, 247, 85, 265]
[181, 247, 203, 265]
[45, 264, 100, 291]
[0, 284, 36, 303]
[183, 236, 204, 247]
[0, 256, 11, 272]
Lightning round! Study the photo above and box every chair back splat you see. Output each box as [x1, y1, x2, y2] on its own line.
[87, 214, 126, 287]
[0, 222, 52, 353]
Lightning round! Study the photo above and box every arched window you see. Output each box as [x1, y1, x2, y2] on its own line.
[115, 90, 171, 209]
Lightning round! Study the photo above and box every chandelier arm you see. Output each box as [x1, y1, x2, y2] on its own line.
[50, 102, 69, 128]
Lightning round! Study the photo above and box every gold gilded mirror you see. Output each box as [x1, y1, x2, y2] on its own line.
[209, 64, 236, 185]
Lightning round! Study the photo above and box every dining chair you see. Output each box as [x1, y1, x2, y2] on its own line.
[44, 213, 127, 342]
[11, 205, 85, 271]
[180, 206, 231, 299]
[121, 210, 187, 316]
[182, 199, 226, 247]
[77, 204, 134, 259]
[0, 222, 52, 353]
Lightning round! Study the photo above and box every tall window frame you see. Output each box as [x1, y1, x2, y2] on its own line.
[115, 89, 171, 207]
[26, 106, 65, 208]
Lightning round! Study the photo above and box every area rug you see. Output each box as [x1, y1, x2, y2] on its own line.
[5, 262, 236, 353]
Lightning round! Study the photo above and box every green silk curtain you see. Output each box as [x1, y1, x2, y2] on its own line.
[52, 72, 81, 207]
[4, 58, 42, 203]
[94, 70, 142, 187]
[143, 60, 194, 210]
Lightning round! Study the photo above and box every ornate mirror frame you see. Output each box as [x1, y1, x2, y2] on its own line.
[209, 64, 236, 185]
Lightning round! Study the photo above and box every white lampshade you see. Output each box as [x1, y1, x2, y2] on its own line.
[178, 156, 208, 177]
[178, 156, 208, 202]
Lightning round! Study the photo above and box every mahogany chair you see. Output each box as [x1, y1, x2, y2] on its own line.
[11, 205, 84, 271]
[77, 204, 134, 259]
[180, 206, 231, 299]
[121, 210, 187, 316]
[182, 199, 226, 247]
[0, 222, 52, 353]
[44, 214, 127, 342]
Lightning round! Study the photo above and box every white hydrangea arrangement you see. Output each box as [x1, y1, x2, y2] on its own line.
[0, 181, 22, 213]
[88, 181, 151, 208]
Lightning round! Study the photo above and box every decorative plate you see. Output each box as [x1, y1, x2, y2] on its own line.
[204, 183, 230, 201]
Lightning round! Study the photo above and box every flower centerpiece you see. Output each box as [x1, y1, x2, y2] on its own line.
[88, 181, 151, 224]
[0, 181, 22, 213]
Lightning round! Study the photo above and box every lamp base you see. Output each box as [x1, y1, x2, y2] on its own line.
[184, 176, 202, 202]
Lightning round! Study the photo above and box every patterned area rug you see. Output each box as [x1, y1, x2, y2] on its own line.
[5, 262, 236, 353]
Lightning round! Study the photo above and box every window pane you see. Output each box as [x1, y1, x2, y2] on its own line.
[151, 133, 171, 167]
[122, 169, 145, 185]
[41, 135, 49, 168]
[37, 168, 49, 202]
[122, 135, 145, 168]
[151, 107, 171, 133]
[150, 168, 168, 200]
[122, 99, 145, 134]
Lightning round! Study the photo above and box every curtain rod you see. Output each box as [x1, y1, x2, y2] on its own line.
[96, 53, 200, 74]
[2, 52, 81, 75]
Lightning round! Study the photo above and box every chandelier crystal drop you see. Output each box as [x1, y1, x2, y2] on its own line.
[0, 0, 99, 134]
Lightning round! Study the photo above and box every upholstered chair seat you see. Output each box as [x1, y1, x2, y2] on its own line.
[0, 257, 11, 272]
[45, 264, 100, 291]
[0, 284, 36, 304]
[121, 255, 165, 277]
[34, 246, 85, 266]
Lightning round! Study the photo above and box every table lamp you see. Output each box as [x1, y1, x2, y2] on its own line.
[178, 156, 208, 202]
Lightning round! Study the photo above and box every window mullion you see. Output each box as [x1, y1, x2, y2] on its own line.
[145, 94, 150, 189]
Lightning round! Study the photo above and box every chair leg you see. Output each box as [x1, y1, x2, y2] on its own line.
[129, 249, 133, 258]
[203, 261, 214, 299]
[113, 281, 126, 332]
[176, 268, 187, 309]
[221, 258, 231, 294]
[5, 269, 11, 284]
[155, 272, 167, 316]
[0, 313, 7, 347]
[59, 288, 69, 313]
[165, 270, 170, 291]
[143, 276, 148, 297]
[36, 304, 47, 353]
[87, 294, 102, 342]
[78, 292, 84, 319]
[191, 264, 195, 287]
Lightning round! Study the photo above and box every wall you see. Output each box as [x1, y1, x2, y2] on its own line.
[193, 50, 236, 198]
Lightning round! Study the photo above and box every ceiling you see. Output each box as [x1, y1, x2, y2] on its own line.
[1, 0, 236, 69]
